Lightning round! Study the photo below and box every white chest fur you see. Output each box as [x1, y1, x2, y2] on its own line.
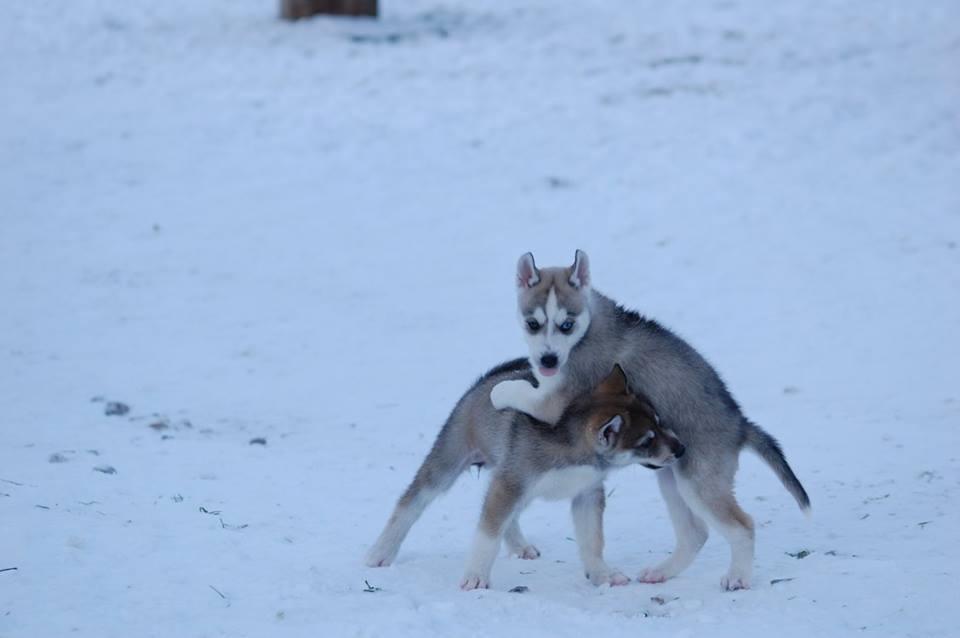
[530, 466, 606, 501]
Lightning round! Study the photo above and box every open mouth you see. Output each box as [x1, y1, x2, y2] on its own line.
[538, 366, 558, 377]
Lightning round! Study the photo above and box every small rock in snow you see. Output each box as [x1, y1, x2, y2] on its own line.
[104, 402, 130, 416]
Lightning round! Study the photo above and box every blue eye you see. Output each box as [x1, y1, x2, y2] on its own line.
[559, 319, 575, 333]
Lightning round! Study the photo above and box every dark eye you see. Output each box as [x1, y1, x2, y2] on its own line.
[637, 431, 655, 448]
[526, 319, 541, 332]
[559, 319, 575, 334]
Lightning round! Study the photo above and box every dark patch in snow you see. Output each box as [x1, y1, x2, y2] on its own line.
[771, 577, 796, 586]
[249, 437, 267, 446]
[509, 585, 529, 593]
[639, 84, 720, 98]
[101, 16, 129, 32]
[546, 176, 574, 190]
[649, 54, 704, 68]
[93, 465, 117, 474]
[104, 402, 130, 416]
[209, 585, 230, 606]
[343, 8, 500, 46]
[363, 580, 382, 593]
[786, 550, 812, 559]
[219, 518, 249, 531]
[49, 453, 71, 463]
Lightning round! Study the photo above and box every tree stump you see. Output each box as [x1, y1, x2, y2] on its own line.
[280, 0, 378, 20]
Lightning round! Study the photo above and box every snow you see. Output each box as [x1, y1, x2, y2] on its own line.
[2, 0, 959, 636]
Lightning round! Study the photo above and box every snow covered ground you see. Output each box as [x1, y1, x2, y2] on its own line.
[2, 1, 959, 636]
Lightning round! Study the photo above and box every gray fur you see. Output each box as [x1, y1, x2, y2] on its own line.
[505, 251, 811, 590]
[529, 288, 809, 511]
[365, 361, 682, 589]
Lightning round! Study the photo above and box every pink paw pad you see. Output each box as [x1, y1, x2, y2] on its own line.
[460, 576, 490, 591]
[517, 546, 541, 560]
[608, 571, 631, 586]
[721, 576, 750, 591]
[638, 569, 668, 584]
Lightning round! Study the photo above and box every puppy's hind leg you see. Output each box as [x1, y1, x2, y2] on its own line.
[639, 467, 708, 583]
[365, 429, 468, 567]
[504, 517, 540, 560]
[675, 469, 755, 591]
[461, 473, 524, 590]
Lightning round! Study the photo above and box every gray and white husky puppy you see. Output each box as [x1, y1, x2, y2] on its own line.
[366, 364, 685, 590]
[490, 250, 810, 591]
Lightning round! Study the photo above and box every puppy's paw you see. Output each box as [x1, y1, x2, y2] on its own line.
[587, 567, 630, 587]
[460, 573, 490, 591]
[490, 379, 533, 411]
[607, 570, 631, 586]
[637, 567, 669, 584]
[514, 545, 541, 560]
[720, 573, 750, 591]
[364, 548, 395, 567]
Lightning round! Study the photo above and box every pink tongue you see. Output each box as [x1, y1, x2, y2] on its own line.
[539, 366, 558, 377]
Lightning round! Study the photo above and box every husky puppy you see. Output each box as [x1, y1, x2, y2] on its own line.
[366, 364, 685, 590]
[490, 250, 810, 590]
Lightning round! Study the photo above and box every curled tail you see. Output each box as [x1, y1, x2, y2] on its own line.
[743, 421, 811, 513]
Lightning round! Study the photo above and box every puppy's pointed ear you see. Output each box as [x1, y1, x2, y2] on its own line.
[517, 252, 541, 289]
[568, 249, 590, 289]
[597, 415, 623, 449]
[596, 364, 630, 396]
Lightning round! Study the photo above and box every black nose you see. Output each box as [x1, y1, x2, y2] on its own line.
[674, 444, 686, 459]
[540, 353, 558, 369]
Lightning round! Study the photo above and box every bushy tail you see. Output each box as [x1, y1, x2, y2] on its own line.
[743, 421, 811, 514]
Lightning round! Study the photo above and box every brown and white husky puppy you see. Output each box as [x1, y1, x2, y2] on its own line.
[366, 364, 684, 590]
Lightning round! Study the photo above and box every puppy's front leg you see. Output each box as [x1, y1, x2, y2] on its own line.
[461, 474, 524, 590]
[571, 485, 629, 587]
[490, 380, 562, 423]
[490, 379, 538, 413]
